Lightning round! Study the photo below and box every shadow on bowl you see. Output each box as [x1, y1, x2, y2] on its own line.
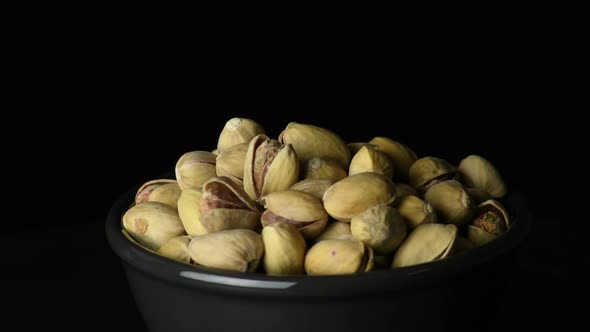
[106, 177, 531, 332]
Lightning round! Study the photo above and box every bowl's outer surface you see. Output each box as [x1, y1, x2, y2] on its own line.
[106, 178, 531, 332]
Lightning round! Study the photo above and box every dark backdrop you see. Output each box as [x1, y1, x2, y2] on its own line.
[10, 2, 587, 331]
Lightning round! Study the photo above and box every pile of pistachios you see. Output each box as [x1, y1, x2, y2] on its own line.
[122, 118, 510, 276]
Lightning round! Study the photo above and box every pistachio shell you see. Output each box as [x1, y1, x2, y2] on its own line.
[262, 222, 307, 275]
[397, 195, 438, 229]
[304, 157, 347, 182]
[261, 190, 328, 240]
[243, 134, 299, 201]
[467, 226, 497, 247]
[369, 137, 417, 181]
[177, 189, 209, 236]
[304, 238, 373, 275]
[408, 156, 457, 194]
[135, 179, 177, 205]
[393, 183, 419, 203]
[122, 201, 186, 251]
[157, 235, 192, 264]
[175, 151, 218, 190]
[350, 205, 407, 255]
[392, 223, 458, 268]
[458, 155, 507, 198]
[188, 229, 264, 272]
[349, 145, 394, 179]
[467, 199, 510, 247]
[348, 142, 378, 155]
[217, 117, 265, 152]
[323, 172, 396, 222]
[215, 143, 248, 186]
[424, 180, 476, 225]
[289, 178, 334, 200]
[314, 221, 351, 242]
[279, 122, 351, 168]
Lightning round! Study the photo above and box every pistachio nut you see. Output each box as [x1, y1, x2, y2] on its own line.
[262, 222, 307, 275]
[323, 172, 396, 222]
[157, 235, 192, 264]
[175, 151, 218, 190]
[350, 205, 407, 255]
[314, 221, 351, 243]
[408, 156, 457, 194]
[347, 142, 378, 155]
[304, 157, 347, 182]
[199, 176, 261, 232]
[122, 201, 186, 251]
[424, 180, 476, 225]
[279, 122, 351, 168]
[467, 199, 510, 247]
[466, 188, 492, 204]
[392, 223, 458, 268]
[304, 238, 374, 275]
[217, 117, 265, 153]
[135, 179, 181, 208]
[289, 178, 334, 200]
[243, 134, 299, 201]
[397, 195, 438, 229]
[348, 145, 394, 179]
[215, 142, 248, 186]
[458, 155, 507, 198]
[369, 137, 417, 182]
[177, 188, 209, 236]
[188, 229, 264, 272]
[260, 190, 328, 241]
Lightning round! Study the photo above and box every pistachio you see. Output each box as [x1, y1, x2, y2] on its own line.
[262, 222, 307, 275]
[157, 235, 192, 264]
[188, 229, 264, 272]
[323, 172, 396, 222]
[243, 134, 299, 201]
[289, 178, 334, 200]
[397, 195, 438, 229]
[467, 199, 510, 247]
[215, 143, 248, 186]
[217, 117, 265, 153]
[177, 189, 209, 237]
[392, 223, 458, 268]
[369, 137, 417, 182]
[122, 201, 186, 251]
[175, 151, 217, 190]
[409, 156, 457, 194]
[458, 155, 507, 198]
[304, 157, 348, 182]
[424, 180, 476, 225]
[350, 205, 407, 255]
[135, 179, 181, 208]
[304, 238, 374, 275]
[347, 142, 378, 155]
[348, 145, 394, 179]
[314, 221, 351, 243]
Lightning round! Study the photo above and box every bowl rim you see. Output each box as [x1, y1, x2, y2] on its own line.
[106, 176, 531, 298]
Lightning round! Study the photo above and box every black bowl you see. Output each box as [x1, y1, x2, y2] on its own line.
[106, 178, 531, 332]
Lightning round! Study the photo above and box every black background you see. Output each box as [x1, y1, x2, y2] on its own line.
[9, 1, 588, 331]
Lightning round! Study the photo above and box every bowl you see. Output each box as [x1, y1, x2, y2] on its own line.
[106, 176, 531, 332]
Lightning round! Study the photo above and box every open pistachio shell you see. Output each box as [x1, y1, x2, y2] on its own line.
[408, 156, 457, 194]
[157, 235, 192, 264]
[304, 238, 374, 275]
[122, 201, 186, 251]
[467, 199, 510, 247]
[175, 151, 218, 190]
[289, 178, 334, 200]
[424, 180, 476, 225]
[304, 157, 347, 182]
[261, 190, 328, 240]
[262, 222, 307, 276]
[392, 223, 458, 268]
[199, 176, 261, 233]
[279, 122, 351, 168]
[350, 205, 407, 255]
[397, 195, 438, 229]
[217, 117, 265, 153]
[458, 155, 507, 198]
[369, 137, 417, 182]
[177, 189, 209, 237]
[323, 172, 396, 222]
[314, 221, 351, 243]
[135, 179, 180, 208]
[349, 145, 394, 179]
[188, 229, 264, 272]
[243, 134, 299, 201]
[215, 143, 248, 186]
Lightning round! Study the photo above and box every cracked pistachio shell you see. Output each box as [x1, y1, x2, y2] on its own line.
[458, 155, 507, 198]
[199, 176, 261, 233]
[350, 205, 407, 255]
[122, 202, 186, 251]
[188, 229, 264, 272]
[348, 142, 378, 155]
[243, 134, 299, 201]
[304, 238, 374, 275]
[262, 222, 307, 275]
[217, 117, 265, 153]
[175, 151, 218, 190]
[424, 180, 476, 225]
[409, 156, 457, 194]
[397, 195, 438, 229]
[279, 122, 351, 168]
[369, 137, 417, 182]
[392, 223, 458, 268]
[157, 235, 191, 264]
[467, 199, 510, 247]
[177, 189, 209, 236]
[260, 190, 328, 240]
[349, 145, 394, 179]
[289, 178, 334, 200]
[323, 172, 397, 222]
[314, 221, 351, 243]
[304, 157, 347, 182]
[135, 179, 181, 208]
[215, 143, 248, 186]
